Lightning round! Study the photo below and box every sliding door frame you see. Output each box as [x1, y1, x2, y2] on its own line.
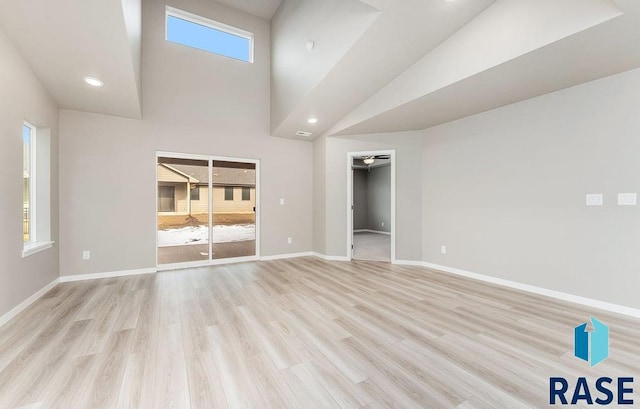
[156, 151, 261, 270]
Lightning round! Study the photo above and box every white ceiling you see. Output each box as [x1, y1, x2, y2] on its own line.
[331, 0, 639, 136]
[332, 10, 640, 135]
[2, 0, 638, 135]
[213, 0, 282, 19]
[270, 0, 496, 139]
[270, 0, 382, 133]
[271, 0, 640, 139]
[0, 0, 142, 119]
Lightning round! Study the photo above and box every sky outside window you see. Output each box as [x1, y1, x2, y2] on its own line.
[166, 15, 252, 62]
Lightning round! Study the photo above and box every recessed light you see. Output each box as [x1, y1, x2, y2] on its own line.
[83, 77, 103, 87]
[307, 117, 318, 124]
[306, 41, 315, 52]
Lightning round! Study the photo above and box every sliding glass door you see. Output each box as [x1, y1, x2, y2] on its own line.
[157, 157, 210, 264]
[211, 160, 256, 260]
[157, 154, 258, 267]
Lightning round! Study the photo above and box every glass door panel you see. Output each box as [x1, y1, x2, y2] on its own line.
[211, 160, 256, 259]
[157, 157, 210, 264]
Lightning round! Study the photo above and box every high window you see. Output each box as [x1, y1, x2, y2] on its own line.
[166, 6, 254, 63]
[23, 124, 34, 244]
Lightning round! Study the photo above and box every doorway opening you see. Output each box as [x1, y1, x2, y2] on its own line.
[347, 150, 395, 263]
[156, 152, 259, 269]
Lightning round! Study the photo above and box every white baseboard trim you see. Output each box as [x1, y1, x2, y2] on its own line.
[156, 256, 261, 272]
[354, 229, 391, 236]
[260, 252, 314, 261]
[8, 257, 634, 330]
[59, 267, 157, 282]
[421, 261, 640, 318]
[0, 278, 60, 328]
[312, 252, 351, 262]
[251, 254, 640, 316]
[393, 259, 424, 267]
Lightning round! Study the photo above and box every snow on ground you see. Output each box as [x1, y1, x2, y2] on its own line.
[157, 224, 255, 247]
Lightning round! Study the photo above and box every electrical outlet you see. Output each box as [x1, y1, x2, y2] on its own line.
[83, 251, 91, 260]
[586, 194, 603, 206]
[381, 222, 384, 227]
[287, 237, 292, 244]
[280, 198, 285, 205]
[618, 193, 637, 206]
[441, 246, 447, 254]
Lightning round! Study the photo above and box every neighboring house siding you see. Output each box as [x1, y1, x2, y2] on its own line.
[158, 164, 194, 214]
[191, 186, 209, 214]
[214, 187, 255, 213]
[157, 164, 256, 215]
[185, 186, 256, 214]
[158, 165, 189, 183]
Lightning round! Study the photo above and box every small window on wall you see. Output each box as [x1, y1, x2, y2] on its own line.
[224, 186, 234, 201]
[242, 187, 250, 201]
[190, 185, 200, 201]
[165, 6, 254, 63]
[22, 121, 53, 257]
[23, 124, 33, 244]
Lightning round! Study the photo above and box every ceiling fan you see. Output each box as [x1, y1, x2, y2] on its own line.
[359, 154, 391, 165]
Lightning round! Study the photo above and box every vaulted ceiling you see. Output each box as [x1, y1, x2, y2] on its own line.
[0, 0, 142, 119]
[1, 0, 639, 138]
[212, 0, 282, 19]
[271, 0, 640, 139]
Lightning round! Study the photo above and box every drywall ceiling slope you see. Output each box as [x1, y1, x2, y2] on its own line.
[122, 0, 143, 104]
[212, 0, 282, 19]
[271, 0, 495, 139]
[334, 10, 640, 135]
[270, 0, 380, 135]
[0, 0, 142, 119]
[332, 0, 640, 136]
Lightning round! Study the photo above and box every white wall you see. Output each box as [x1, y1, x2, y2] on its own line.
[0, 26, 59, 317]
[58, 0, 313, 276]
[312, 135, 327, 255]
[422, 67, 640, 309]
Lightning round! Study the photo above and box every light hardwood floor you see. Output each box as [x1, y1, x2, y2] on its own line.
[0, 258, 638, 408]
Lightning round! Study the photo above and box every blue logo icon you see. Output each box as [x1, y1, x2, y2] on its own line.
[574, 317, 609, 367]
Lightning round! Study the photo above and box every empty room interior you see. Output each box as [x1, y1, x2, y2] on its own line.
[1, 0, 640, 407]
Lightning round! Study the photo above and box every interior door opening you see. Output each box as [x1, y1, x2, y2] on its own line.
[156, 153, 259, 268]
[347, 150, 395, 263]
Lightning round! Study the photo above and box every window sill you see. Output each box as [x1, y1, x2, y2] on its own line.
[22, 241, 54, 258]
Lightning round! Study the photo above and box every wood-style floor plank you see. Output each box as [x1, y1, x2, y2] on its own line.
[0, 257, 638, 408]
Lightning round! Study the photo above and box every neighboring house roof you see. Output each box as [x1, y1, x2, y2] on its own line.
[211, 167, 256, 187]
[161, 164, 256, 187]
